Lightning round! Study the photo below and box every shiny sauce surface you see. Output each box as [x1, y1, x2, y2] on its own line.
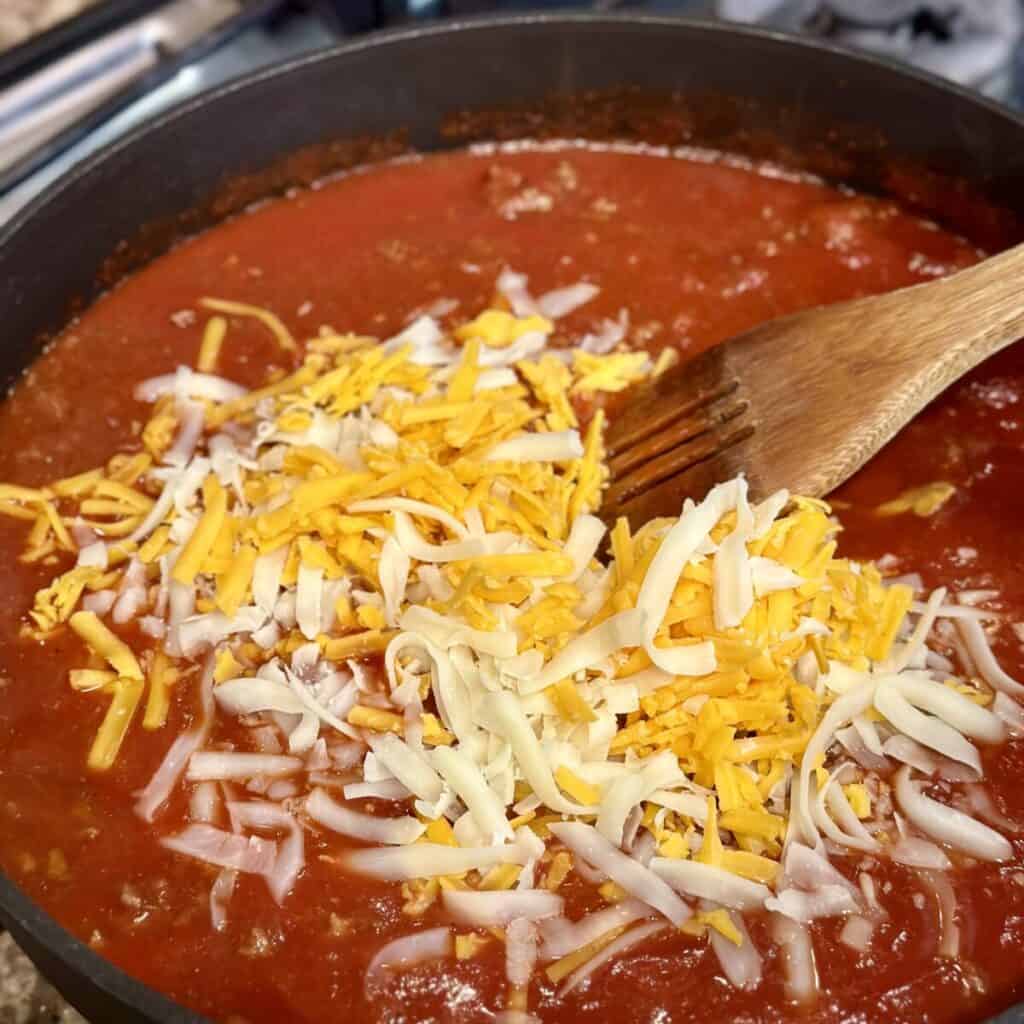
[1, 145, 1023, 1023]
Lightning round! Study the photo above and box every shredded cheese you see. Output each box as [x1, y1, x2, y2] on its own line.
[2, 276, 1011, 1014]
[875, 482, 956, 518]
[199, 297, 296, 351]
[69, 612, 143, 680]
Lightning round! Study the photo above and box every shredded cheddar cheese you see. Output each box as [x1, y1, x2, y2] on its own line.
[199, 297, 296, 351]
[545, 925, 630, 983]
[88, 678, 144, 771]
[875, 481, 956, 517]
[0, 274, 1013, 1016]
[197, 316, 227, 372]
[69, 612, 143, 680]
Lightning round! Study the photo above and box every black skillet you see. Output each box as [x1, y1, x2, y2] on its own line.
[1, 13, 1024, 1023]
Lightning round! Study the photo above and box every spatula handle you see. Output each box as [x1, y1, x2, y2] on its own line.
[895, 239, 1024, 392]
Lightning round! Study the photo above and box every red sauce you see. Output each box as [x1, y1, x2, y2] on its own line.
[0, 144, 1022, 1023]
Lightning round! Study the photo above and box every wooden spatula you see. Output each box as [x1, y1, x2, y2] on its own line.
[602, 241, 1024, 527]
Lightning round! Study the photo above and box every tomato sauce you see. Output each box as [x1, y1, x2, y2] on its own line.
[0, 143, 1022, 1023]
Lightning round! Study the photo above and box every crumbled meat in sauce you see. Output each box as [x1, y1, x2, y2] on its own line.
[0, 144, 1020, 1023]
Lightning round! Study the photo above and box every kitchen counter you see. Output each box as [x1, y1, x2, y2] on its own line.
[0, 935, 84, 1024]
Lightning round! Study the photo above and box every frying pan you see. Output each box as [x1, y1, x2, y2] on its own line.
[1, 13, 1024, 1023]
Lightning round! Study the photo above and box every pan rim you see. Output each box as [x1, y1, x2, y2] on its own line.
[3, 9, 1023, 253]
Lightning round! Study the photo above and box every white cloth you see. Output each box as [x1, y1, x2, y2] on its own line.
[718, 0, 1023, 94]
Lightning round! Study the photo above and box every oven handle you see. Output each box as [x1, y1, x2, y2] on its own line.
[0, 0, 244, 183]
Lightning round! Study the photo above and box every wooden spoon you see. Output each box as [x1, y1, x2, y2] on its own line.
[602, 241, 1024, 527]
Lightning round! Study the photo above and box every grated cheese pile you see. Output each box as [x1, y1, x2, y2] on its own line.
[4, 272, 1022, 1011]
